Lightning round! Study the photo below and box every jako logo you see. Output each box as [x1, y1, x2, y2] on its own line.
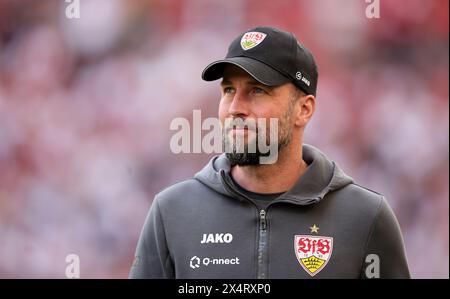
[201, 233, 233, 244]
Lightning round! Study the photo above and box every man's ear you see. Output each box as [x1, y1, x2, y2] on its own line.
[294, 94, 315, 128]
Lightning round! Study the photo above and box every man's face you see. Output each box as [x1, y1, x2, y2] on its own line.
[219, 65, 299, 166]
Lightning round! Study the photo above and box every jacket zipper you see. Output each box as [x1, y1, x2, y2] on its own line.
[219, 170, 270, 279]
[257, 209, 268, 279]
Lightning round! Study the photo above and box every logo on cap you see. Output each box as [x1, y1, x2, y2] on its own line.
[240, 32, 267, 50]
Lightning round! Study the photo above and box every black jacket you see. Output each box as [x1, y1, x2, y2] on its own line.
[129, 144, 410, 278]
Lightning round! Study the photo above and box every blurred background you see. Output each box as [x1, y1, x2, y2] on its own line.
[0, 0, 448, 278]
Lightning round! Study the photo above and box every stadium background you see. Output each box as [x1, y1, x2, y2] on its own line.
[0, 0, 448, 278]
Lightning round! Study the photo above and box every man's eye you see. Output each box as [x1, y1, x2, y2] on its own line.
[252, 87, 266, 94]
[223, 87, 235, 94]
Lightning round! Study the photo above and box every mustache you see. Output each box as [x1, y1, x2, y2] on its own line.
[223, 118, 258, 133]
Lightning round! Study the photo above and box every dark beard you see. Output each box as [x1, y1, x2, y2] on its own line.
[225, 147, 265, 166]
[223, 125, 291, 166]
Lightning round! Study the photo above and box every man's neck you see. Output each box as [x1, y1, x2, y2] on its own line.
[230, 144, 308, 194]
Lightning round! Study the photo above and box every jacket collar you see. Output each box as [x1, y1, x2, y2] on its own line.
[195, 144, 353, 206]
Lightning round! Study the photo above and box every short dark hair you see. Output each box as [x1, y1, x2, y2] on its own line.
[290, 85, 305, 102]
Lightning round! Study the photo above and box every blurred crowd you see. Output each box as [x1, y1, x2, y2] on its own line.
[0, 0, 448, 278]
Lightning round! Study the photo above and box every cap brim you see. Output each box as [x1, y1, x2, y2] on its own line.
[201, 57, 290, 86]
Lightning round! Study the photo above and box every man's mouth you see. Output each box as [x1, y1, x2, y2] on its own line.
[228, 127, 255, 135]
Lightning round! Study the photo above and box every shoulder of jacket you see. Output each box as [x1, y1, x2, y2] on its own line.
[345, 182, 384, 198]
[331, 182, 385, 212]
[154, 178, 206, 204]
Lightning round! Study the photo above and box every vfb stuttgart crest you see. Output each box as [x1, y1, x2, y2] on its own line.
[240, 32, 267, 50]
[294, 235, 333, 276]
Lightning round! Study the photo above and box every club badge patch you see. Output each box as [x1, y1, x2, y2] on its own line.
[240, 32, 267, 50]
[294, 235, 333, 276]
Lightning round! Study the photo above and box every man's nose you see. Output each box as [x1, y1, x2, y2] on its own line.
[228, 91, 250, 117]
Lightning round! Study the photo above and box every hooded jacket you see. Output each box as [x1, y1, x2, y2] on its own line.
[129, 144, 410, 279]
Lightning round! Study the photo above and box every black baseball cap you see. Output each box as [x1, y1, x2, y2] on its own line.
[201, 26, 318, 96]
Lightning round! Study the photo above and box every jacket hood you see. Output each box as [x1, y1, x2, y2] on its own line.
[194, 144, 353, 206]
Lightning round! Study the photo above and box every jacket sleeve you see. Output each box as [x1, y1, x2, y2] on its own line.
[361, 197, 411, 279]
[129, 197, 175, 278]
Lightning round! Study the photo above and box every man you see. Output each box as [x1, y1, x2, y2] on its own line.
[129, 26, 410, 278]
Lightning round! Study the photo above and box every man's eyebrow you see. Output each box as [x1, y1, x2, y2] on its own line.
[220, 79, 232, 86]
[247, 79, 264, 86]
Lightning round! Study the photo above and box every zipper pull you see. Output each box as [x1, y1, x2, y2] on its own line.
[260, 209, 267, 230]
